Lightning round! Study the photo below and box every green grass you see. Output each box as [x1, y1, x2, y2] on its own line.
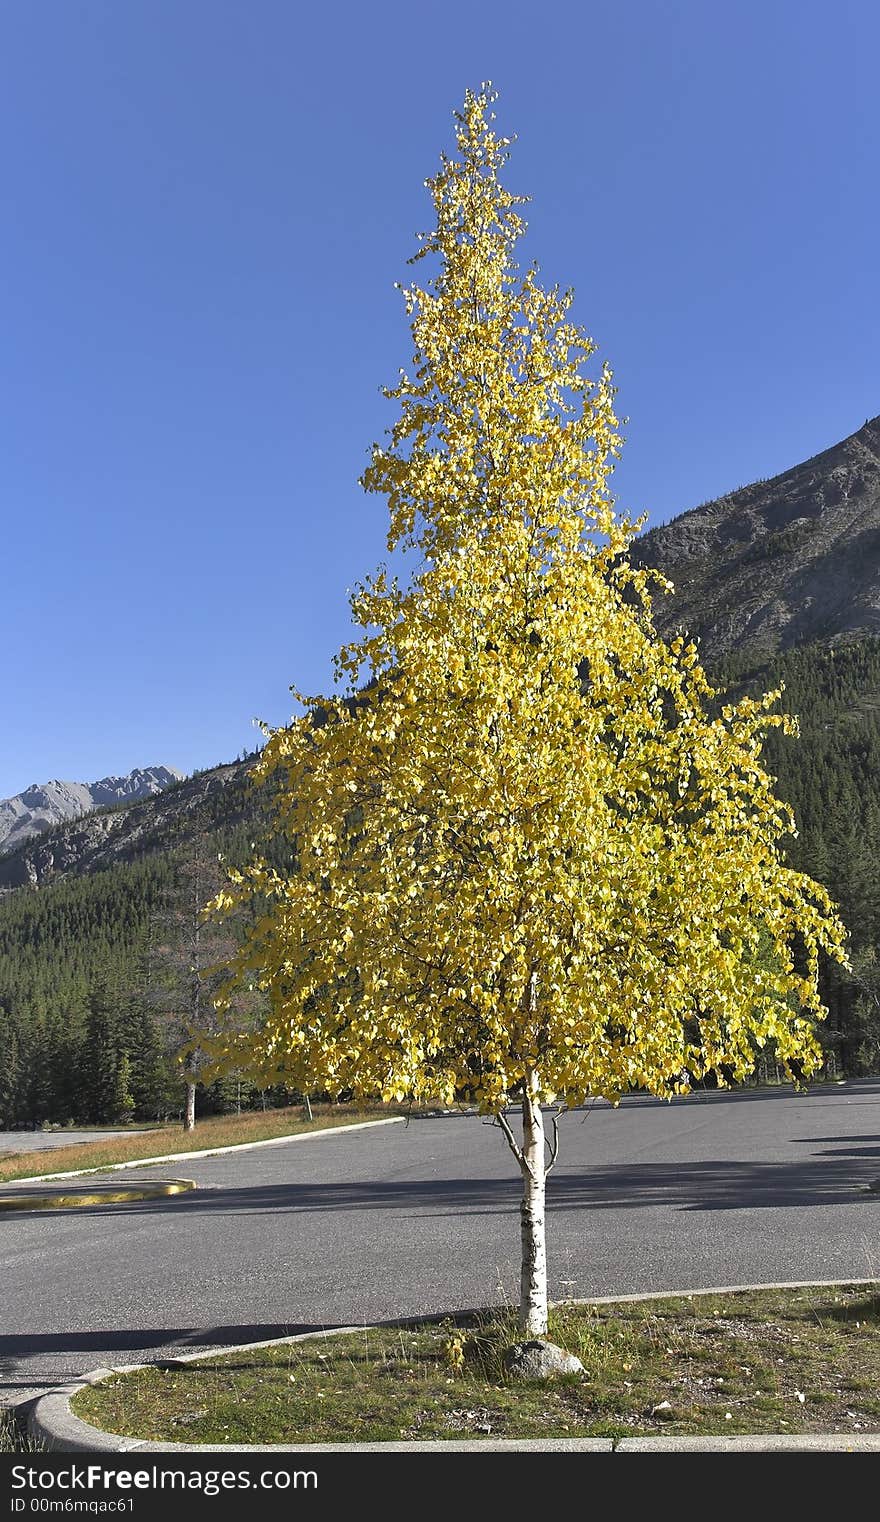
[0, 1103, 403, 1183]
[73, 1284, 880, 1445]
[0, 1410, 44, 1453]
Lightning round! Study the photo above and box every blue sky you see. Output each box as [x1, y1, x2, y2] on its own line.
[2, 0, 877, 799]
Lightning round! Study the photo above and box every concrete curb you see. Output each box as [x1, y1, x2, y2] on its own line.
[7, 1115, 406, 1185]
[27, 1280, 880, 1455]
[615, 1434, 880, 1451]
[0, 1180, 196, 1212]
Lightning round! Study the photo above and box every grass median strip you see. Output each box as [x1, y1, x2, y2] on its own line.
[0, 1104, 403, 1184]
[72, 1284, 880, 1444]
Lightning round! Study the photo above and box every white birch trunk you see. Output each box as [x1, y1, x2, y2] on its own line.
[184, 1079, 196, 1132]
[519, 1075, 548, 1336]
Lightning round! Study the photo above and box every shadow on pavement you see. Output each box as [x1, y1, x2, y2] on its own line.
[4, 1153, 877, 1222]
[0, 1323, 325, 1364]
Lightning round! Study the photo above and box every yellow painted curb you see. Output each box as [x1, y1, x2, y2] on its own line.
[0, 1178, 196, 1211]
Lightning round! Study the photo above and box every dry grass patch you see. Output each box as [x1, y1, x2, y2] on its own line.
[73, 1284, 880, 1445]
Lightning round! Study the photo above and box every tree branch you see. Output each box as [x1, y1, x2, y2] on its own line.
[544, 1104, 565, 1175]
[495, 1107, 531, 1176]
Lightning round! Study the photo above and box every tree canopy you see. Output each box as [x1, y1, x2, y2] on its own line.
[206, 87, 848, 1332]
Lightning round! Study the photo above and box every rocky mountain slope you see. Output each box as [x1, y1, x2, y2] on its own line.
[0, 765, 184, 858]
[633, 414, 880, 663]
[0, 761, 255, 889]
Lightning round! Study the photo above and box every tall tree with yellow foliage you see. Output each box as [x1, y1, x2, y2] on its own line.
[208, 88, 847, 1336]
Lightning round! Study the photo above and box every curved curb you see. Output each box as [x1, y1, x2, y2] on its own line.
[27, 1279, 880, 1454]
[0, 1179, 196, 1212]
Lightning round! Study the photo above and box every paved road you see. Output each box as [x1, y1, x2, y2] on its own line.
[0, 1129, 150, 1156]
[2, 1081, 878, 1408]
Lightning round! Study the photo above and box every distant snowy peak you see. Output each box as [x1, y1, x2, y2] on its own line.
[0, 766, 184, 856]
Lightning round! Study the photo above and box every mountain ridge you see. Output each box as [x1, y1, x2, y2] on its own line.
[0, 760, 258, 890]
[633, 413, 880, 662]
[0, 765, 185, 859]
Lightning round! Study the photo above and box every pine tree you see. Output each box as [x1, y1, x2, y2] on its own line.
[110, 1051, 135, 1125]
[82, 978, 126, 1123]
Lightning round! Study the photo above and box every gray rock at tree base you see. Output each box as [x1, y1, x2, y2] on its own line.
[502, 1340, 585, 1381]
